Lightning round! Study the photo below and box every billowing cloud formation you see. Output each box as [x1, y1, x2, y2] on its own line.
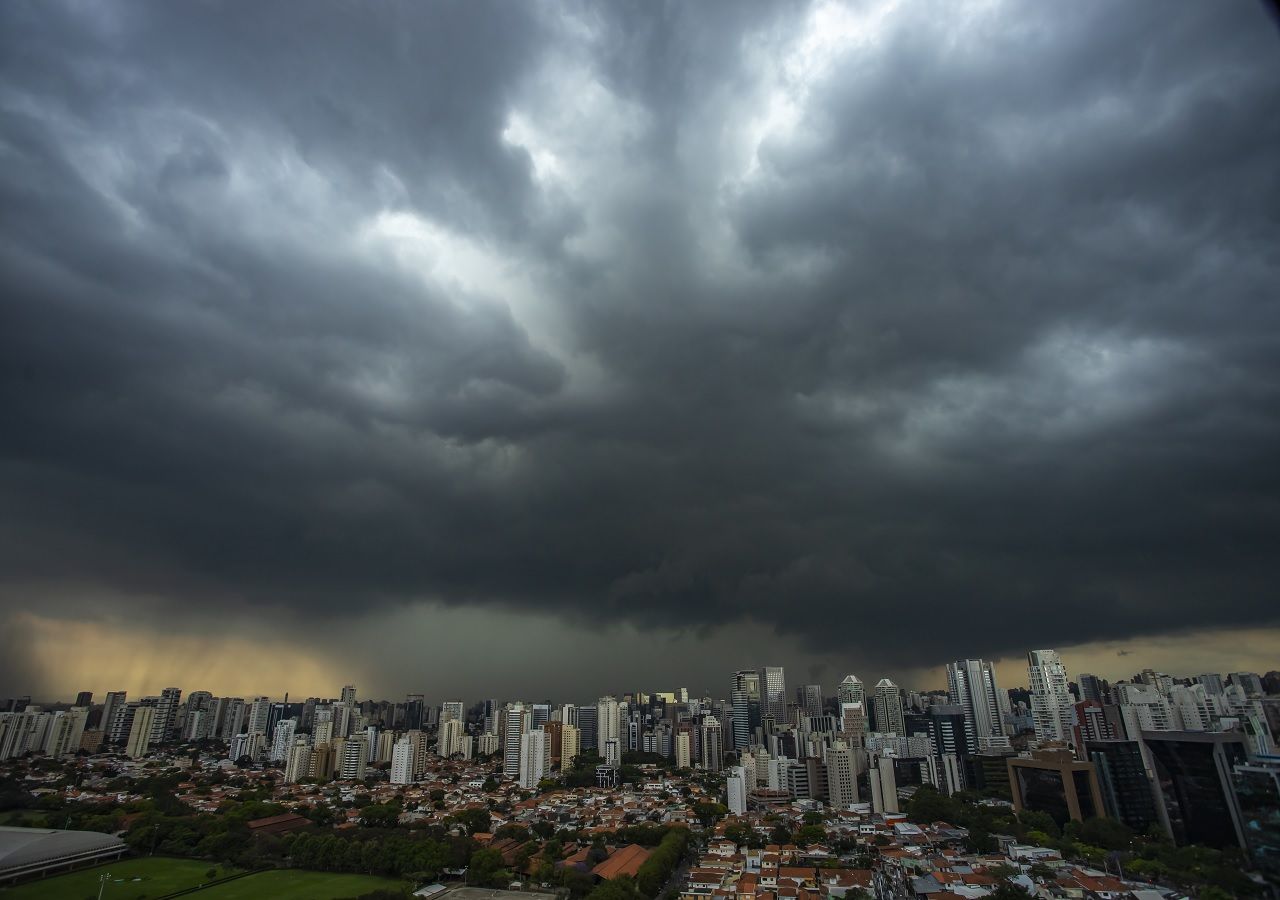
[2, 1, 1279, 695]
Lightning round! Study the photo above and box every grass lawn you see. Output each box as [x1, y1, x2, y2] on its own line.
[198, 869, 410, 898]
[0, 857, 237, 900]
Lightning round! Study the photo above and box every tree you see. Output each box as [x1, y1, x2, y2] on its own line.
[468, 848, 508, 887]
[587, 875, 642, 900]
[1077, 816, 1133, 851]
[990, 883, 1031, 900]
[451, 808, 492, 836]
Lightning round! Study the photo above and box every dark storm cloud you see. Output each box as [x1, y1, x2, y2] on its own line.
[2, 0, 1279, 683]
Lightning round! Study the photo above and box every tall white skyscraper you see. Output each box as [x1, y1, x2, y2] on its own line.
[945, 659, 1006, 745]
[390, 739, 414, 785]
[519, 729, 550, 789]
[597, 696, 621, 749]
[269, 718, 297, 762]
[440, 701, 465, 724]
[247, 696, 272, 736]
[502, 703, 529, 779]
[726, 766, 747, 815]
[873, 679, 905, 735]
[1027, 649, 1075, 744]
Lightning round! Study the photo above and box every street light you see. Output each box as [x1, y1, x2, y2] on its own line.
[97, 872, 110, 900]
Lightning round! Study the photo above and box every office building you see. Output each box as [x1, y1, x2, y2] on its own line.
[1143, 731, 1249, 849]
[761, 667, 787, 726]
[945, 659, 1006, 746]
[798, 684, 824, 719]
[731, 671, 761, 750]
[1087, 740, 1157, 832]
[1008, 747, 1104, 826]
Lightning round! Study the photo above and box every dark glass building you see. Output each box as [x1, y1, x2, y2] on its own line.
[1143, 731, 1248, 849]
[1086, 740, 1157, 832]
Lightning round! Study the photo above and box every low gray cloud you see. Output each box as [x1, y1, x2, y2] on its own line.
[2, 0, 1278, 694]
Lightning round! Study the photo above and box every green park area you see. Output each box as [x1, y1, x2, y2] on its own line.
[0, 858, 411, 900]
[0, 857, 236, 899]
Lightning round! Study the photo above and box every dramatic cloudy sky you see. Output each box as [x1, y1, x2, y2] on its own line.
[3, 1, 1279, 702]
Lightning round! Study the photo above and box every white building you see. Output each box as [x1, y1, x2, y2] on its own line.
[390, 739, 415, 785]
[284, 740, 312, 784]
[873, 679, 905, 735]
[270, 719, 297, 763]
[1027, 650, 1075, 744]
[519, 729, 550, 789]
[726, 766, 747, 815]
[675, 732, 691, 769]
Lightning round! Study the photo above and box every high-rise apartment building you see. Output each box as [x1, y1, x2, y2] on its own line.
[826, 740, 859, 809]
[127, 706, 156, 758]
[340, 735, 368, 781]
[440, 701, 465, 724]
[1027, 650, 1074, 744]
[576, 705, 598, 751]
[873, 678, 905, 735]
[519, 729, 550, 789]
[284, 740, 312, 784]
[390, 739, 414, 785]
[561, 724, 581, 768]
[150, 688, 181, 744]
[675, 732, 691, 769]
[596, 696, 620, 751]
[100, 692, 126, 743]
[726, 766, 747, 814]
[270, 719, 297, 763]
[701, 716, 724, 772]
[502, 703, 529, 779]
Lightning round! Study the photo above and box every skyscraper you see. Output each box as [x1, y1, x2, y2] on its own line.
[873, 678, 905, 735]
[150, 687, 181, 744]
[597, 696, 620, 751]
[837, 674, 865, 706]
[797, 684, 824, 719]
[700, 716, 724, 772]
[502, 703, 529, 779]
[127, 706, 156, 758]
[1027, 650, 1074, 745]
[730, 671, 761, 750]
[760, 667, 787, 725]
[726, 766, 747, 815]
[945, 659, 1006, 747]
[826, 741, 859, 809]
[519, 729, 550, 789]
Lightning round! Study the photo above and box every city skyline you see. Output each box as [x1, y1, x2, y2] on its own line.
[3, 1, 1280, 699]
[7, 643, 1276, 707]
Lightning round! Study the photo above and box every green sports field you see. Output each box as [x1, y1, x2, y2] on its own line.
[0, 857, 236, 899]
[0, 859, 411, 900]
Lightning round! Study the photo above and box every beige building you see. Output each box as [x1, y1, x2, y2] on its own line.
[126, 706, 156, 758]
